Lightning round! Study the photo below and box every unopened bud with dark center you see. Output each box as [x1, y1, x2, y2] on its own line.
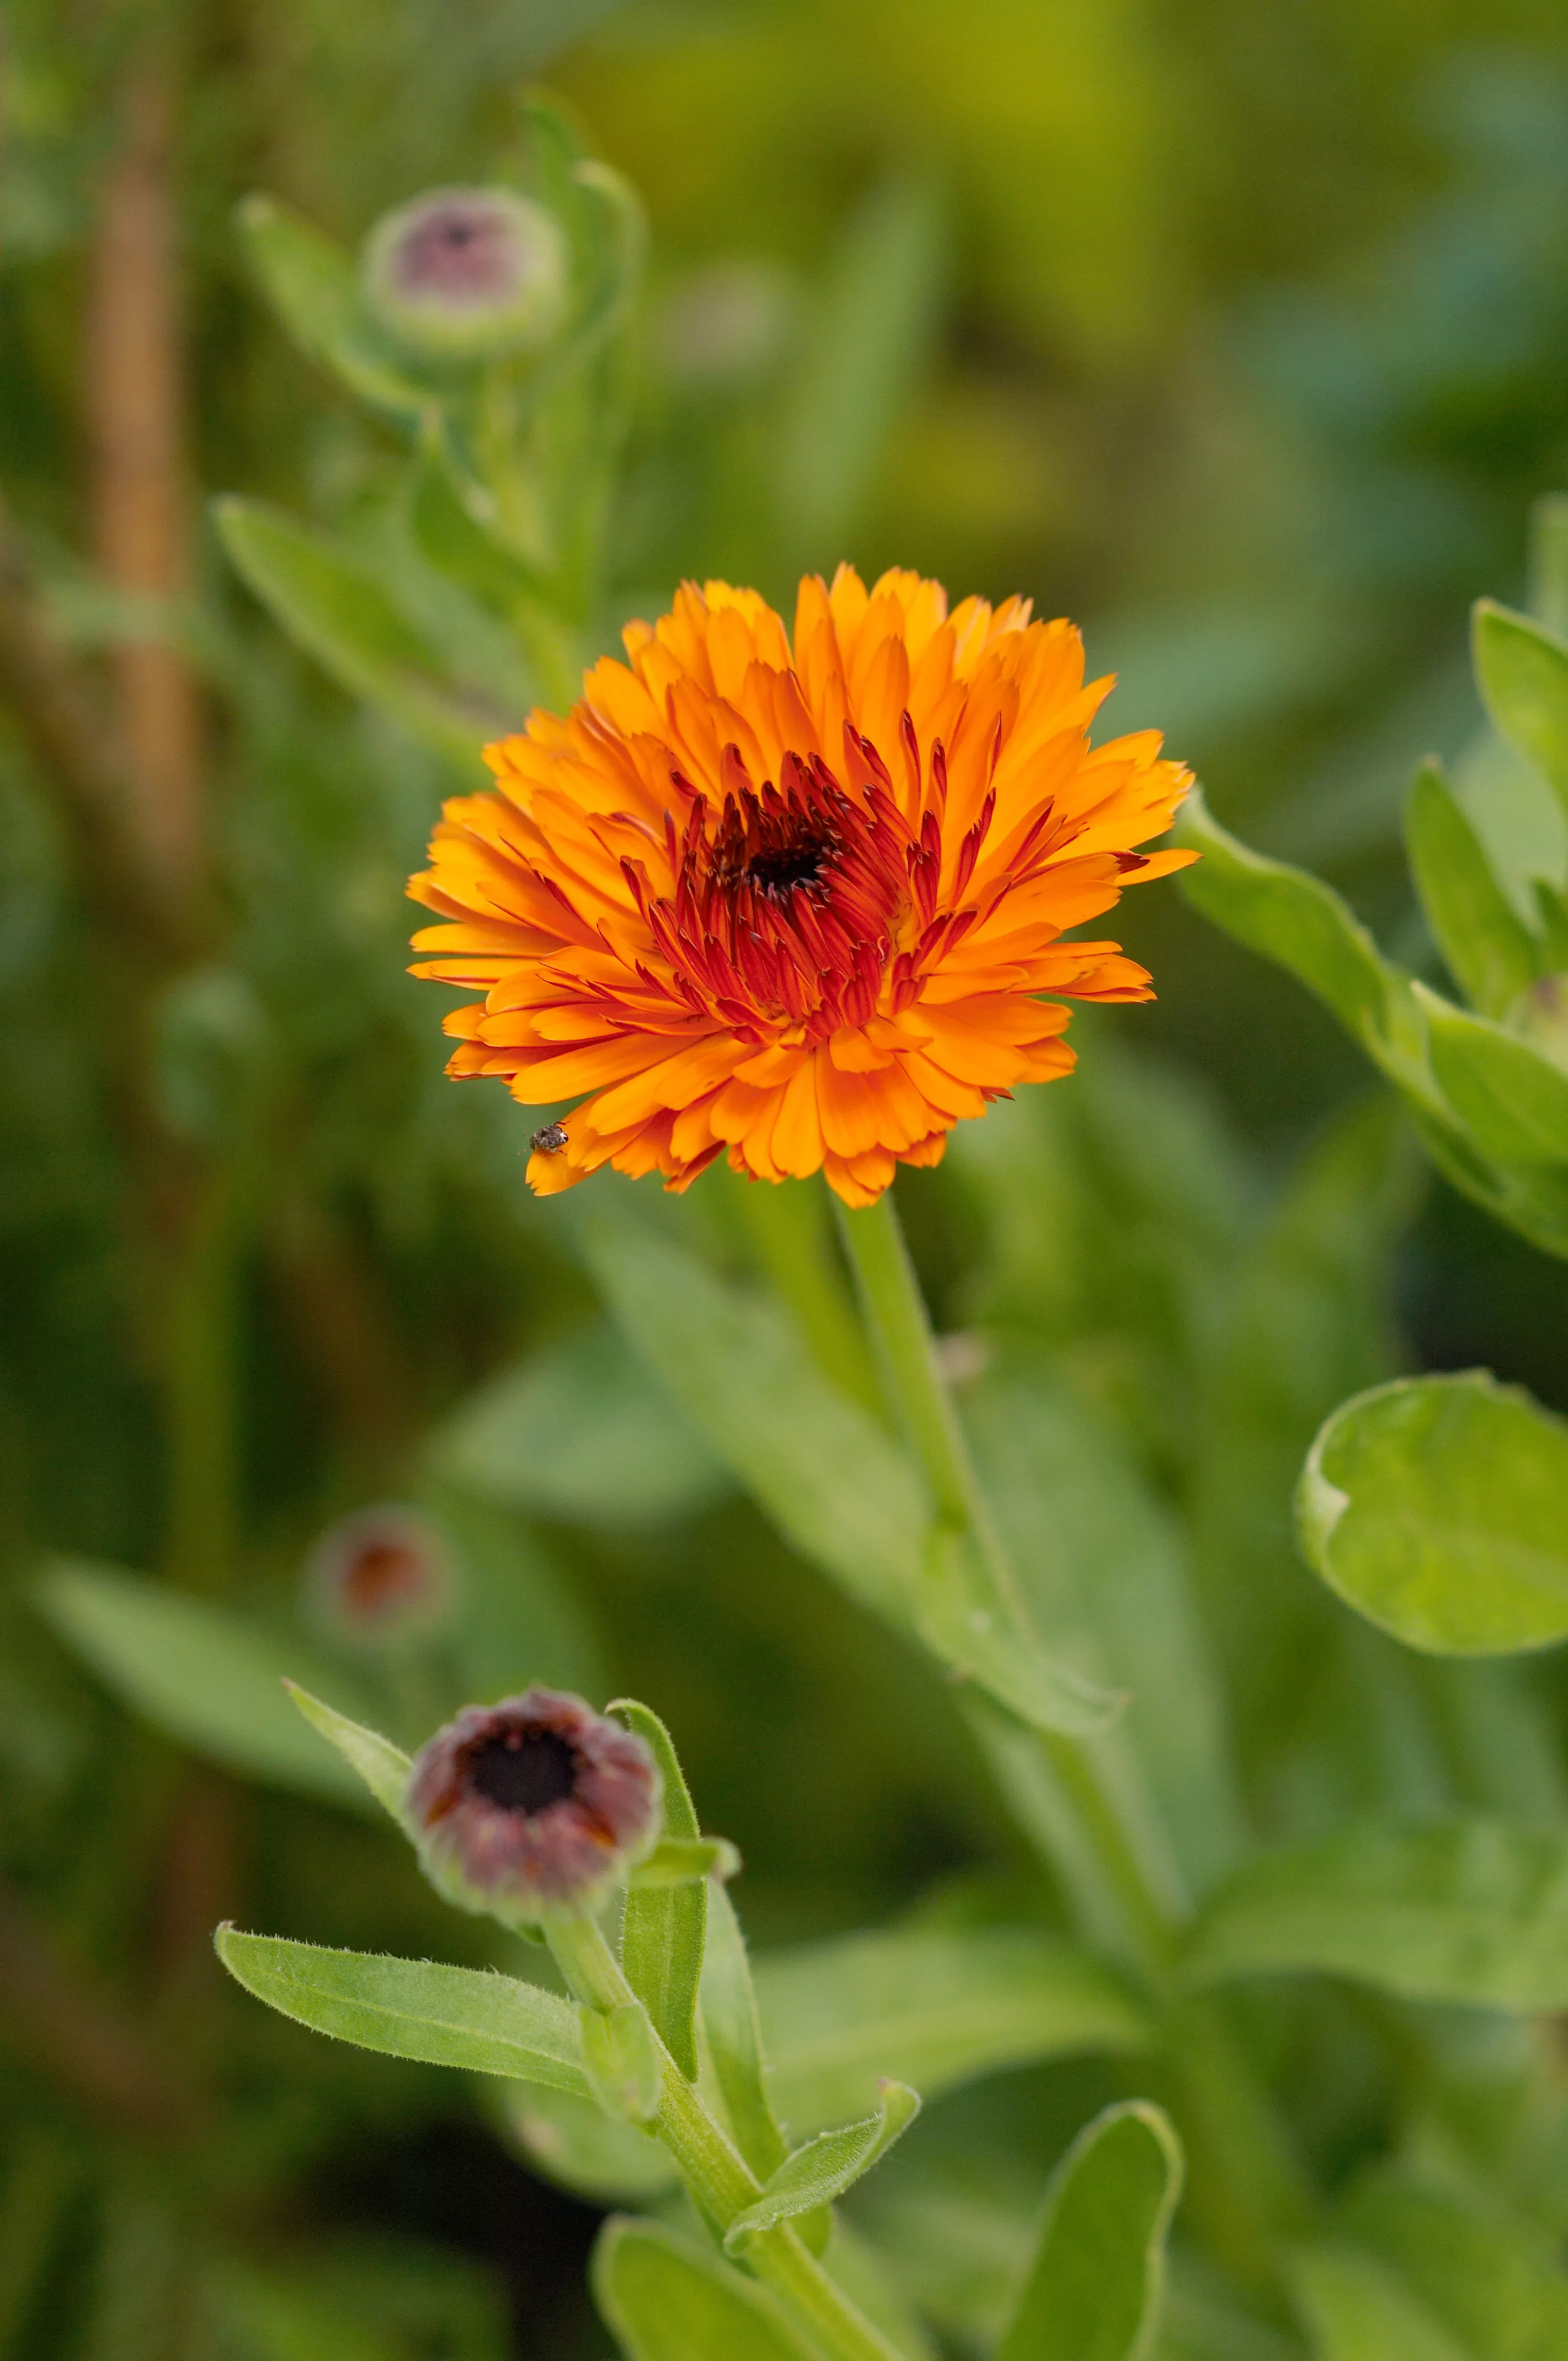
[362, 187, 568, 362]
[305, 1504, 454, 1649]
[406, 1689, 660, 1925]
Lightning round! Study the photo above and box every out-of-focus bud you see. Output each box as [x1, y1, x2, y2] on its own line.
[362, 187, 568, 362]
[305, 1504, 454, 1649]
[406, 1689, 660, 1926]
[658, 260, 794, 391]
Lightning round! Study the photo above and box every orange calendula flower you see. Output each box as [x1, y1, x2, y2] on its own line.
[408, 567, 1196, 1208]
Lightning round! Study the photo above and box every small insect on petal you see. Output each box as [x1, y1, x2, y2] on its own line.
[531, 1123, 569, 1155]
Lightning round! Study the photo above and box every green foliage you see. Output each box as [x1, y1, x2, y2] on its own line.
[215, 1930, 589, 2090]
[994, 2103, 1183, 2361]
[592, 2219, 817, 2361]
[1297, 1374, 1568, 1655]
[32, 1560, 382, 1809]
[283, 1683, 414, 1822]
[752, 1927, 1153, 2134]
[725, 2082, 921, 2251]
[611, 1699, 708, 2079]
[1184, 1816, 1568, 2010]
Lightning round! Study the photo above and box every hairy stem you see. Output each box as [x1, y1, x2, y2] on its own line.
[547, 1914, 904, 2361]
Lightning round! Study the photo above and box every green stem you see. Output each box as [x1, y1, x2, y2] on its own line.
[546, 1915, 904, 2361]
[723, 1168, 882, 1413]
[835, 1192, 1170, 1967]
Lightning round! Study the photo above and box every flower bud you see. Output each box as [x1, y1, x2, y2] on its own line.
[362, 187, 569, 362]
[406, 1689, 661, 1925]
[305, 1504, 454, 1650]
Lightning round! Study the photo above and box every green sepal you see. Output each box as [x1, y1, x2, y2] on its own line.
[580, 2001, 663, 2126]
[610, 1698, 707, 2080]
[1297, 1371, 1568, 1655]
[283, 1682, 413, 1824]
[631, 1836, 741, 1888]
[722, 2081, 920, 2254]
[994, 2100, 1184, 2361]
[1404, 759, 1540, 1018]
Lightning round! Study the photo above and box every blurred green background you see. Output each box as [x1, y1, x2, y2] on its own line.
[7, 1, 1568, 2355]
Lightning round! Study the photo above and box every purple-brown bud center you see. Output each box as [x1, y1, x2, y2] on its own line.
[306, 1504, 453, 1646]
[362, 186, 568, 361]
[407, 1690, 660, 1921]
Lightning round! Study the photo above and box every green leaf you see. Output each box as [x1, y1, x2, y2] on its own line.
[581, 2002, 662, 2124]
[610, 1699, 706, 2080]
[1297, 1372, 1568, 1656]
[234, 194, 437, 418]
[631, 1836, 740, 1886]
[427, 1320, 728, 1531]
[33, 1559, 380, 1809]
[778, 175, 947, 561]
[994, 2101, 1183, 2361]
[969, 1370, 1243, 1903]
[1474, 600, 1568, 828]
[410, 429, 550, 614]
[1416, 983, 1568, 1166]
[1183, 1814, 1568, 2009]
[1291, 2246, 1470, 2361]
[724, 2082, 921, 2252]
[215, 1929, 588, 2091]
[505, 2081, 678, 2203]
[283, 1685, 412, 1825]
[754, 1927, 1152, 2136]
[1405, 761, 1540, 1019]
[1174, 790, 1433, 1103]
[583, 1218, 927, 1622]
[700, 1882, 790, 2182]
[916, 1526, 1122, 1739]
[591, 2218, 817, 2361]
[213, 496, 509, 766]
[1338, 2170, 1568, 2359]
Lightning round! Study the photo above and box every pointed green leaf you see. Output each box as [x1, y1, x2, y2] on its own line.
[1405, 761, 1540, 1019]
[581, 2002, 662, 2124]
[1183, 1814, 1568, 2010]
[234, 192, 436, 417]
[630, 1836, 741, 1887]
[216, 1930, 589, 2090]
[214, 496, 509, 765]
[283, 1684, 412, 1825]
[583, 1218, 926, 1622]
[33, 1559, 379, 1809]
[1415, 982, 1568, 1165]
[1174, 790, 1435, 1103]
[724, 2082, 921, 2252]
[1297, 1372, 1568, 1656]
[916, 1526, 1121, 1737]
[754, 1927, 1153, 2136]
[1474, 599, 1568, 826]
[591, 2218, 817, 2361]
[995, 2101, 1183, 2361]
[701, 1883, 790, 2183]
[610, 1699, 705, 2081]
[1290, 2247, 1469, 2361]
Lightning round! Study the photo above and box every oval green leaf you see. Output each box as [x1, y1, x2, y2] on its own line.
[995, 2102, 1183, 2361]
[592, 2219, 819, 2361]
[1297, 1372, 1568, 1655]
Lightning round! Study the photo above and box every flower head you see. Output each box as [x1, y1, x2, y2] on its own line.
[305, 1504, 453, 1649]
[406, 1689, 660, 1923]
[363, 187, 568, 361]
[409, 568, 1195, 1207]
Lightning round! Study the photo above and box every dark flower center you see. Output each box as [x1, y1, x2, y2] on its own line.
[467, 1728, 578, 1815]
[746, 836, 830, 895]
